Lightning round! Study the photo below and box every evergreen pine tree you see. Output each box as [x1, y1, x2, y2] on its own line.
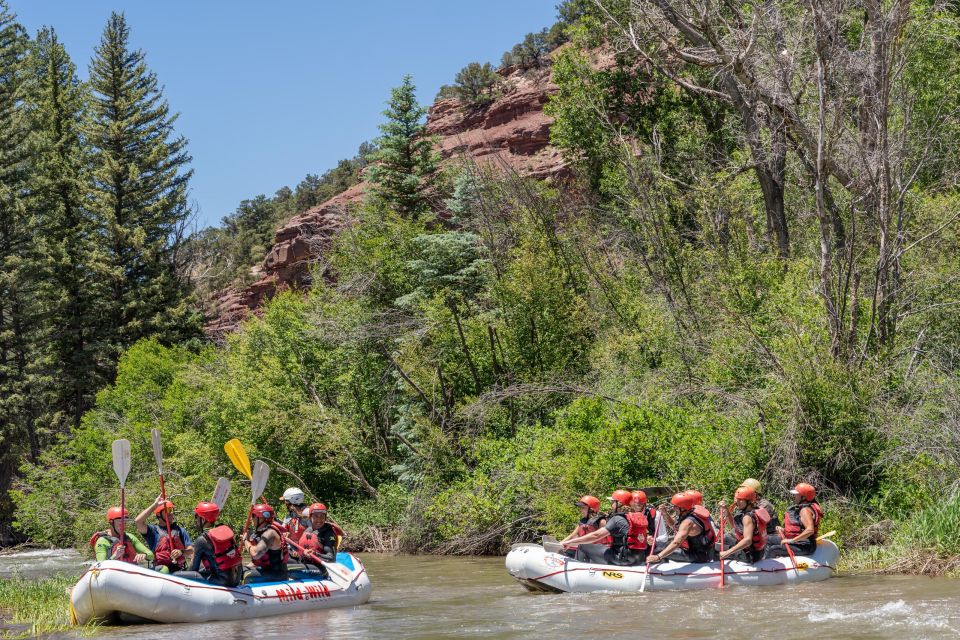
[26, 27, 106, 429]
[368, 75, 438, 218]
[86, 12, 199, 358]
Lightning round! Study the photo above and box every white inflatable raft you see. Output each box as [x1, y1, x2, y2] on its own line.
[506, 541, 838, 593]
[70, 552, 371, 625]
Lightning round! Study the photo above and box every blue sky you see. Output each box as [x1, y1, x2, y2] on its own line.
[14, 1, 558, 229]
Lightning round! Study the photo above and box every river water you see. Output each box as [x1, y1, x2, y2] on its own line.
[3, 550, 960, 639]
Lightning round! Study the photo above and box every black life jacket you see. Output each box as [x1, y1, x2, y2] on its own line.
[609, 512, 648, 552]
[201, 525, 242, 572]
[251, 521, 289, 572]
[89, 531, 137, 563]
[733, 507, 770, 551]
[783, 501, 823, 539]
[679, 505, 717, 555]
[153, 524, 187, 570]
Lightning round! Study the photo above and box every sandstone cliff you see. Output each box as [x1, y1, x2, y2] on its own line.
[205, 65, 564, 336]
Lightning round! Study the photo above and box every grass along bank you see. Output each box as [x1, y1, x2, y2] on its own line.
[0, 574, 94, 638]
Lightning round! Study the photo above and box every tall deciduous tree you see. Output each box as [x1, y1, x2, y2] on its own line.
[26, 27, 106, 429]
[368, 75, 437, 218]
[86, 12, 198, 359]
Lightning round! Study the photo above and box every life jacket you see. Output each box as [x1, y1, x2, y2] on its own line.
[89, 531, 137, 563]
[733, 507, 770, 551]
[285, 515, 307, 546]
[609, 512, 648, 552]
[201, 525, 242, 572]
[251, 521, 289, 571]
[643, 506, 658, 536]
[153, 524, 187, 570]
[783, 501, 823, 539]
[679, 505, 717, 554]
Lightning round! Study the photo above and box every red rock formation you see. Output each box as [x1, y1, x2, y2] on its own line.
[205, 64, 566, 337]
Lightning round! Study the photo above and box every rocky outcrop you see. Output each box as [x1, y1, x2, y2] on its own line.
[205, 64, 565, 336]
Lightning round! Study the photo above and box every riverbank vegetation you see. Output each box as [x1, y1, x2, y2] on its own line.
[8, 0, 960, 578]
[0, 575, 89, 638]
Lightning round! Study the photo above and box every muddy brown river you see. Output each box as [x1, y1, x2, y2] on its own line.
[3, 550, 960, 639]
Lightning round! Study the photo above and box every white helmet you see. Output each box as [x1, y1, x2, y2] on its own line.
[282, 487, 305, 505]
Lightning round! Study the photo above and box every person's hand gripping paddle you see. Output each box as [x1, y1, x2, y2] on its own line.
[111, 439, 131, 557]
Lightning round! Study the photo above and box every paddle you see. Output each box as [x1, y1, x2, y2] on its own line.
[241, 460, 270, 556]
[282, 534, 352, 589]
[111, 439, 131, 552]
[641, 507, 660, 593]
[150, 429, 175, 541]
[542, 535, 563, 554]
[817, 530, 836, 541]
[212, 477, 231, 509]
[718, 506, 725, 588]
[225, 438, 252, 480]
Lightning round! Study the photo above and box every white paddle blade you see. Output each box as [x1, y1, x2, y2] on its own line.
[251, 460, 270, 504]
[212, 477, 231, 508]
[150, 429, 164, 474]
[111, 439, 132, 487]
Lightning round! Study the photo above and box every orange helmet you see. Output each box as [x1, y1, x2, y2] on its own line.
[153, 500, 175, 516]
[194, 501, 220, 524]
[576, 495, 601, 513]
[671, 492, 696, 511]
[107, 507, 128, 521]
[734, 486, 757, 502]
[309, 502, 327, 514]
[251, 503, 275, 520]
[686, 490, 703, 505]
[790, 483, 816, 501]
[630, 490, 647, 506]
[608, 489, 633, 506]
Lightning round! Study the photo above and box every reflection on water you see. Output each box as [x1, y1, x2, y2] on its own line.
[4, 550, 960, 639]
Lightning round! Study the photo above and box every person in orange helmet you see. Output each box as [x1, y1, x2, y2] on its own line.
[185, 501, 242, 587]
[718, 486, 770, 563]
[134, 495, 193, 573]
[647, 491, 717, 564]
[563, 490, 648, 565]
[91, 507, 152, 564]
[560, 495, 604, 558]
[768, 483, 823, 558]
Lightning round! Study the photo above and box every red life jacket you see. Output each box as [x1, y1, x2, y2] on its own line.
[286, 516, 306, 546]
[609, 511, 648, 552]
[680, 505, 717, 553]
[153, 525, 187, 570]
[252, 521, 289, 570]
[89, 531, 137, 563]
[783, 502, 823, 539]
[202, 525, 242, 571]
[733, 508, 770, 551]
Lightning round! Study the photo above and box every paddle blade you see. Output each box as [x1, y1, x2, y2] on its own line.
[212, 477, 231, 508]
[224, 439, 252, 479]
[251, 460, 270, 504]
[150, 429, 164, 474]
[111, 439, 131, 487]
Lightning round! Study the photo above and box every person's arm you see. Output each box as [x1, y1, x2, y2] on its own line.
[135, 495, 164, 535]
[95, 536, 110, 561]
[720, 515, 753, 559]
[564, 526, 611, 547]
[560, 524, 581, 544]
[782, 507, 816, 544]
[247, 529, 275, 559]
[127, 530, 154, 562]
[648, 519, 694, 562]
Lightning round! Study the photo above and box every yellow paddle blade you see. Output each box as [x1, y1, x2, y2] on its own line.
[224, 439, 252, 479]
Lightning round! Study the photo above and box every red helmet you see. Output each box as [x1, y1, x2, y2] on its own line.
[107, 507, 128, 521]
[194, 501, 220, 524]
[671, 492, 696, 511]
[576, 495, 601, 513]
[608, 489, 633, 506]
[734, 486, 757, 502]
[309, 502, 327, 514]
[153, 500, 175, 516]
[251, 503, 275, 520]
[630, 490, 647, 506]
[790, 483, 816, 501]
[686, 490, 703, 505]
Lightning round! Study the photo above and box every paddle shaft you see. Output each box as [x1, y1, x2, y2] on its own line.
[282, 533, 350, 584]
[642, 508, 661, 593]
[119, 486, 126, 544]
[719, 510, 725, 588]
[784, 537, 799, 573]
[158, 473, 174, 540]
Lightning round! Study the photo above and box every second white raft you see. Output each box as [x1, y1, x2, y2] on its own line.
[506, 540, 838, 593]
[70, 553, 371, 624]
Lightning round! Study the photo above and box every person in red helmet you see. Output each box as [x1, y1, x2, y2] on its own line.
[647, 492, 717, 564]
[630, 490, 668, 553]
[718, 486, 770, 563]
[185, 501, 242, 587]
[560, 495, 604, 558]
[563, 489, 648, 565]
[134, 495, 193, 573]
[298, 503, 343, 574]
[91, 507, 152, 564]
[768, 483, 823, 558]
[245, 503, 289, 580]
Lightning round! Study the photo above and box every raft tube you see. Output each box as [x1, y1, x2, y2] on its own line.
[70, 553, 371, 625]
[505, 540, 838, 593]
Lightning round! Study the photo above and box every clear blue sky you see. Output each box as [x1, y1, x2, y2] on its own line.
[14, 1, 558, 229]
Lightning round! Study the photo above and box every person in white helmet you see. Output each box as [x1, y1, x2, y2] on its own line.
[280, 487, 308, 546]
